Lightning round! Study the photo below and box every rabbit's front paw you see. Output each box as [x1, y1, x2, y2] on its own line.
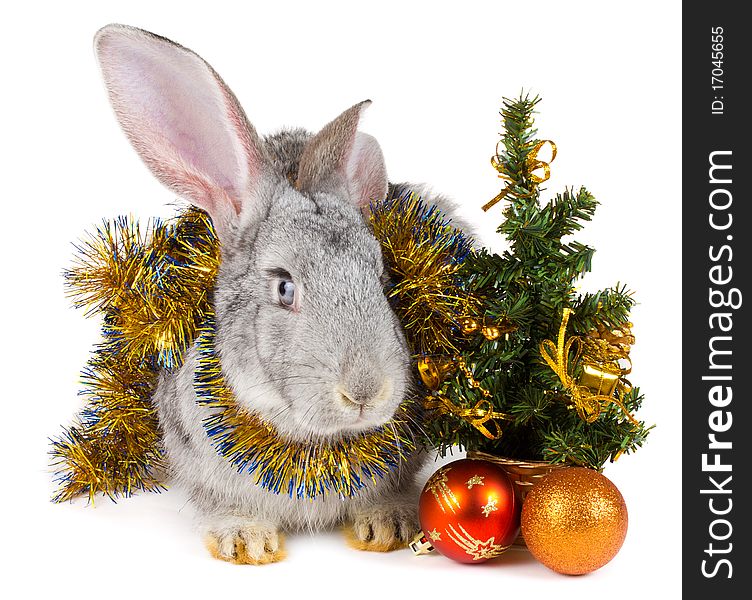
[346, 503, 419, 552]
[203, 517, 285, 565]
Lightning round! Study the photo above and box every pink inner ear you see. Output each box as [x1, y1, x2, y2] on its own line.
[95, 26, 265, 225]
[346, 133, 388, 209]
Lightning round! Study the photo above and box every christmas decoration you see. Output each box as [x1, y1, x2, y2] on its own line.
[539, 308, 637, 425]
[372, 192, 516, 442]
[415, 459, 520, 563]
[51, 207, 427, 502]
[52, 94, 652, 515]
[521, 467, 628, 575]
[369, 190, 478, 356]
[415, 94, 652, 470]
[194, 311, 418, 499]
[50, 210, 218, 502]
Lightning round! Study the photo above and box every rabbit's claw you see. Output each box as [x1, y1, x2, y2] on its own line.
[204, 519, 285, 565]
[345, 504, 418, 552]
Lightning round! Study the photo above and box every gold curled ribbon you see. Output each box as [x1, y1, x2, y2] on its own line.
[483, 139, 558, 212]
[418, 356, 512, 440]
[539, 308, 638, 425]
[423, 394, 511, 440]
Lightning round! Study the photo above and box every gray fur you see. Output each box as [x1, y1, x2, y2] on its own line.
[94, 24, 470, 563]
[390, 181, 479, 241]
[296, 101, 368, 194]
[153, 125, 426, 555]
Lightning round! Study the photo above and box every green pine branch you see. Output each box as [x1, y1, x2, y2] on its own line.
[419, 93, 652, 470]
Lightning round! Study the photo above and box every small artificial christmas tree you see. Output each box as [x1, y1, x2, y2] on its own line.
[392, 94, 652, 469]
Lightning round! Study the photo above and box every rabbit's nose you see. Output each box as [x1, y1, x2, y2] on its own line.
[337, 389, 365, 409]
[336, 380, 393, 410]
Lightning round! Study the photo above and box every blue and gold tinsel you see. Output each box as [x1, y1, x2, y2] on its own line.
[194, 313, 418, 499]
[51, 193, 475, 502]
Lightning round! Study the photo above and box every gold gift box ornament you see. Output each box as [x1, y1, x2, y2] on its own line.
[540, 309, 638, 426]
[580, 362, 629, 398]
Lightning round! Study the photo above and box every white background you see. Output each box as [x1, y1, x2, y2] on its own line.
[1, 1, 681, 598]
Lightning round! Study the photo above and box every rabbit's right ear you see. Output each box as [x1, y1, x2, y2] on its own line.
[94, 24, 268, 234]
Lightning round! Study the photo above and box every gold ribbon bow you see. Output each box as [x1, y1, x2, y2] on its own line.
[539, 308, 638, 425]
[418, 356, 512, 440]
[483, 139, 557, 212]
[423, 395, 510, 440]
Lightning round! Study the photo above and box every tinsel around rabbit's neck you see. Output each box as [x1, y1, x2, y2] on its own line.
[51, 195, 468, 503]
[194, 312, 419, 499]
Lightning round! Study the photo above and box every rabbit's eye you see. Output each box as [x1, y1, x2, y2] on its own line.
[278, 280, 296, 306]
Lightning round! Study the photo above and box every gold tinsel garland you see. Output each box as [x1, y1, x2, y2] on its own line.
[52, 197, 468, 502]
[194, 313, 418, 499]
[370, 191, 480, 355]
[369, 192, 512, 440]
[51, 210, 218, 502]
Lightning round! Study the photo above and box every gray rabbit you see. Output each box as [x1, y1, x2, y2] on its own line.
[94, 24, 471, 565]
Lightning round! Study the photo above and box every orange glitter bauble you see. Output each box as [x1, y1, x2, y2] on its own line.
[521, 467, 628, 575]
[418, 459, 519, 563]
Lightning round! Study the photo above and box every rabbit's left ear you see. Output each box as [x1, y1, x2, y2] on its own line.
[296, 101, 388, 213]
[94, 24, 270, 234]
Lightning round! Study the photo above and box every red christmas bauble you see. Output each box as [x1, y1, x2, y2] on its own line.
[418, 458, 520, 563]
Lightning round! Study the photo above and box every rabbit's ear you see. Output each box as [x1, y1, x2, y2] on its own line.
[94, 24, 268, 233]
[296, 101, 387, 212]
